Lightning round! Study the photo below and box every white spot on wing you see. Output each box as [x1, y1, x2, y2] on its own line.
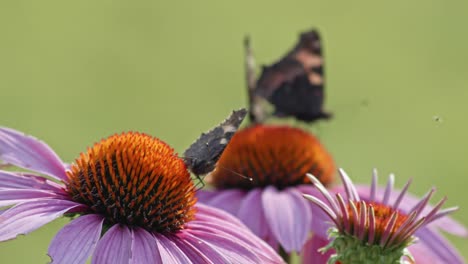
[222, 125, 236, 133]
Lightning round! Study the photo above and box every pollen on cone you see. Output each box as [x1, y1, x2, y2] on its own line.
[66, 132, 197, 232]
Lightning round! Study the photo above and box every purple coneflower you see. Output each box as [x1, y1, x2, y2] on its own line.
[0, 127, 283, 264]
[302, 169, 467, 263]
[197, 124, 335, 254]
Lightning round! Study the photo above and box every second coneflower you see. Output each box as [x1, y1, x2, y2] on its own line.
[197, 124, 335, 253]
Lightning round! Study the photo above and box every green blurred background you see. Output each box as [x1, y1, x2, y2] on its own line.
[1, 0, 467, 263]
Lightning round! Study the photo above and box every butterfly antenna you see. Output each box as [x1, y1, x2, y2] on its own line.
[193, 166, 253, 192]
[217, 164, 253, 182]
[244, 35, 265, 124]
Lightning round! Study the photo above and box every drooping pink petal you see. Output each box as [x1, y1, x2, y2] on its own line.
[237, 188, 275, 246]
[408, 242, 448, 263]
[48, 214, 104, 264]
[168, 234, 216, 263]
[154, 233, 192, 264]
[0, 170, 65, 193]
[430, 214, 468, 237]
[195, 203, 245, 226]
[0, 199, 85, 241]
[0, 189, 67, 207]
[174, 231, 229, 263]
[91, 225, 132, 264]
[191, 211, 262, 244]
[0, 128, 67, 181]
[185, 224, 283, 264]
[190, 204, 282, 261]
[184, 229, 262, 263]
[301, 236, 334, 264]
[415, 226, 466, 264]
[198, 189, 246, 216]
[130, 228, 162, 264]
[262, 186, 312, 252]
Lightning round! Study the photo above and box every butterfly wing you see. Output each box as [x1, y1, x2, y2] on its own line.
[255, 29, 331, 122]
[183, 109, 247, 176]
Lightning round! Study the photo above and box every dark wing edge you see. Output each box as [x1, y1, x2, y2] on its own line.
[183, 108, 247, 176]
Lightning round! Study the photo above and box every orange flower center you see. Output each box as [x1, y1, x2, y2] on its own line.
[66, 132, 196, 233]
[208, 125, 335, 190]
[348, 201, 409, 244]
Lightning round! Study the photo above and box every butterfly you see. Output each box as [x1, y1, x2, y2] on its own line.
[183, 109, 247, 183]
[246, 29, 331, 123]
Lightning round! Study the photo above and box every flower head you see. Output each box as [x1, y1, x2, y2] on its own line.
[302, 169, 467, 264]
[0, 127, 283, 263]
[198, 124, 335, 252]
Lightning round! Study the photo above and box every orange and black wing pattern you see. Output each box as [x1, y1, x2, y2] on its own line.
[255, 29, 331, 123]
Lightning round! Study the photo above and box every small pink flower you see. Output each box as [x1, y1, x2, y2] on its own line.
[302, 169, 467, 263]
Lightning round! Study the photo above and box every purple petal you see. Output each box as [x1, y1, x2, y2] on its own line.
[303, 194, 338, 227]
[370, 169, 378, 202]
[197, 189, 246, 216]
[415, 226, 466, 264]
[191, 204, 282, 261]
[237, 188, 275, 246]
[339, 168, 360, 201]
[154, 233, 192, 263]
[180, 231, 241, 263]
[49, 214, 104, 264]
[0, 199, 84, 241]
[408, 242, 447, 263]
[392, 178, 412, 209]
[91, 225, 132, 264]
[192, 206, 262, 243]
[0, 127, 67, 181]
[130, 228, 162, 264]
[184, 224, 283, 263]
[301, 236, 333, 264]
[429, 214, 468, 237]
[0, 170, 65, 192]
[0, 189, 66, 207]
[262, 186, 312, 252]
[194, 203, 244, 225]
[182, 229, 261, 263]
[168, 234, 216, 263]
[368, 206, 376, 244]
[306, 174, 340, 214]
[196, 189, 218, 201]
[358, 201, 367, 240]
[382, 173, 394, 205]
